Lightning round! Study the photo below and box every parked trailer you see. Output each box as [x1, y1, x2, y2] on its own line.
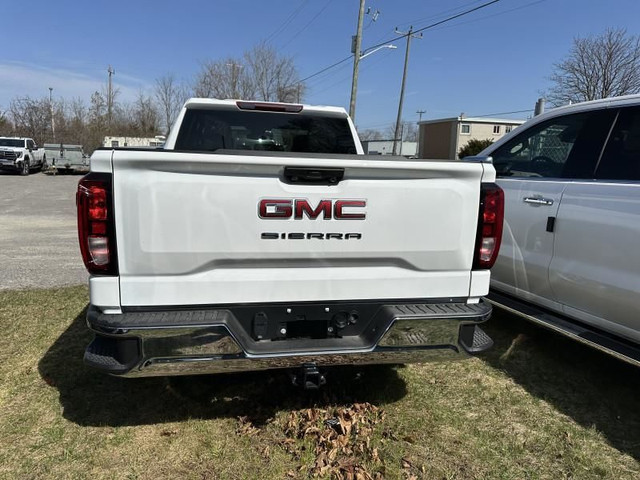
[44, 144, 89, 172]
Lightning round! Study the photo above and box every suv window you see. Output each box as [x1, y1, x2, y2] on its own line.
[491, 111, 616, 179]
[175, 108, 357, 154]
[27, 140, 35, 149]
[596, 106, 640, 181]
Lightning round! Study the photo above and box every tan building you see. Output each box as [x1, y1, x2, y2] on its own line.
[418, 117, 525, 160]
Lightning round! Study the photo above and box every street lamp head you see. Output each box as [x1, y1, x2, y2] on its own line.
[359, 44, 397, 60]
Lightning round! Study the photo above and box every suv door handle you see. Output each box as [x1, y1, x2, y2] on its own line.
[523, 196, 554, 206]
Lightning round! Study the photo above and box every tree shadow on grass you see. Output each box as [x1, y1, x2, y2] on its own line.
[480, 308, 640, 460]
[38, 306, 407, 428]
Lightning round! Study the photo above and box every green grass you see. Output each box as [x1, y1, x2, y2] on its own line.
[0, 286, 639, 479]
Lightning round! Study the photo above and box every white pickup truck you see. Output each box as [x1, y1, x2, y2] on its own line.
[0, 137, 47, 175]
[77, 98, 503, 385]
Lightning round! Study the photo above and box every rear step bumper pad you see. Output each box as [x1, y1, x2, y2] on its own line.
[84, 300, 493, 377]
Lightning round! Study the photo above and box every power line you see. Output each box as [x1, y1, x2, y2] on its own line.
[357, 108, 532, 131]
[396, 0, 487, 31]
[298, 55, 352, 84]
[425, 0, 548, 34]
[311, 49, 394, 96]
[469, 108, 533, 117]
[366, 1, 482, 47]
[365, 0, 501, 53]
[264, 1, 309, 44]
[281, 0, 334, 49]
[293, 0, 501, 88]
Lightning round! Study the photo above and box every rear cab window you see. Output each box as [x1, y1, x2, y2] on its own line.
[175, 108, 357, 154]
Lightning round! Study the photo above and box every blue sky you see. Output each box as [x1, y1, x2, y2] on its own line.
[3, 0, 640, 131]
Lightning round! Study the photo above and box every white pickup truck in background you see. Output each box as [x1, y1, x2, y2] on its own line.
[0, 137, 47, 175]
[77, 98, 504, 386]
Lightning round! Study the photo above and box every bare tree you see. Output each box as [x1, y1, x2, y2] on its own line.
[386, 121, 417, 142]
[66, 97, 90, 147]
[9, 96, 50, 144]
[403, 122, 418, 142]
[89, 91, 107, 125]
[548, 28, 640, 106]
[0, 106, 13, 134]
[358, 129, 385, 141]
[193, 57, 255, 100]
[244, 43, 305, 102]
[130, 92, 160, 136]
[193, 43, 305, 102]
[155, 73, 190, 134]
[83, 91, 108, 152]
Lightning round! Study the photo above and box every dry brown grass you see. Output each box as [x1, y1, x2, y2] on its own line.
[0, 286, 639, 479]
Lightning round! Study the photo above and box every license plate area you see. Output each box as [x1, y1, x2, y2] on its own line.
[231, 303, 374, 343]
[284, 319, 329, 340]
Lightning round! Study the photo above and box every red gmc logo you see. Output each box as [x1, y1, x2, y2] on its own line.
[259, 199, 366, 220]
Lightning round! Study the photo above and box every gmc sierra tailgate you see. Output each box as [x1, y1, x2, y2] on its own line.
[111, 150, 485, 307]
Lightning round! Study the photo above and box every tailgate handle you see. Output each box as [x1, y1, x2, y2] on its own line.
[283, 167, 344, 185]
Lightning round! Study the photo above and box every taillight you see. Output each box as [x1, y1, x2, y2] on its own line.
[473, 183, 504, 270]
[77, 173, 118, 275]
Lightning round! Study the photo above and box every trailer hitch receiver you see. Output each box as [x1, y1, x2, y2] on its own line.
[290, 363, 327, 390]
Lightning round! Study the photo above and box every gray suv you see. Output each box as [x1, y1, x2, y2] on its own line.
[478, 94, 640, 366]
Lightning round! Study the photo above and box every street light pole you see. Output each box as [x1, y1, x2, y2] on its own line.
[348, 0, 366, 121]
[107, 65, 115, 129]
[49, 87, 55, 142]
[393, 26, 422, 156]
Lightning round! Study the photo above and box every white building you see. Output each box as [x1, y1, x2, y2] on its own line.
[361, 140, 417, 156]
[103, 135, 166, 148]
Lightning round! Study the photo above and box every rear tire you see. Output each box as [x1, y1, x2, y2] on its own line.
[20, 158, 30, 176]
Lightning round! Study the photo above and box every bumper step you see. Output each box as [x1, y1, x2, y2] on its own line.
[459, 325, 493, 354]
[84, 335, 140, 374]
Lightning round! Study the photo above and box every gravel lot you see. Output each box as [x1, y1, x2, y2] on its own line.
[0, 171, 88, 290]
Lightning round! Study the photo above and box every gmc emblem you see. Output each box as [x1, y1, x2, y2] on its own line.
[259, 199, 366, 220]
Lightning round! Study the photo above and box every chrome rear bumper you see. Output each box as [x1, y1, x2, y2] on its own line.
[85, 300, 493, 377]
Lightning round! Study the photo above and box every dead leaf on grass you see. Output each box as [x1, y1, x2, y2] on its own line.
[278, 402, 384, 479]
[236, 416, 260, 437]
[500, 333, 529, 361]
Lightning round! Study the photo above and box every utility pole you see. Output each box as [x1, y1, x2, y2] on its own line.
[107, 65, 115, 129]
[393, 26, 422, 156]
[48, 87, 55, 142]
[416, 109, 426, 122]
[348, 0, 366, 121]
